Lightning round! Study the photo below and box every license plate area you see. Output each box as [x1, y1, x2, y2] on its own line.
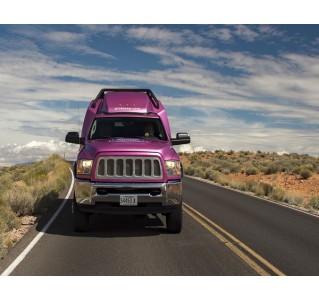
[120, 195, 138, 206]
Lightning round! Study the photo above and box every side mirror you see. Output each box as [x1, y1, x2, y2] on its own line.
[65, 132, 85, 145]
[171, 132, 191, 145]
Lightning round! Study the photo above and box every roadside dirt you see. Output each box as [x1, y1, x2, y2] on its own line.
[4, 216, 37, 250]
[228, 172, 319, 200]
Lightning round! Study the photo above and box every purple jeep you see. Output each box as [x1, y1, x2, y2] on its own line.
[65, 89, 190, 233]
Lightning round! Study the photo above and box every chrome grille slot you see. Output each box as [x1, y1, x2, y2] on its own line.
[126, 159, 133, 176]
[107, 160, 114, 176]
[116, 159, 124, 176]
[144, 159, 151, 176]
[154, 160, 161, 176]
[96, 156, 163, 179]
[135, 159, 142, 176]
[98, 160, 105, 176]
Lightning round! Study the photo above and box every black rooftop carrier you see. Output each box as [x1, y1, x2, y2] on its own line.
[92, 88, 160, 109]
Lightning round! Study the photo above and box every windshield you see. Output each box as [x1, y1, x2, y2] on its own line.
[89, 117, 167, 141]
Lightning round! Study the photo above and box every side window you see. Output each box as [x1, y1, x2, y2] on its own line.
[156, 121, 166, 140]
[90, 120, 97, 139]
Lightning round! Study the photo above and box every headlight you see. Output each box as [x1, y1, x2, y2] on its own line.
[77, 159, 93, 175]
[165, 160, 181, 176]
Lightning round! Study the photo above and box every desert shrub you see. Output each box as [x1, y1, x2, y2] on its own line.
[299, 168, 312, 180]
[229, 165, 241, 173]
[264, 164, 279, 175]
[256, 182, 273, 197]
[205, 169, 222, 182]
[27, 157, 69, 214]
[292, 167, 301, 175]
[240, 151, 251, 156]
[52, 160, 69, 191]
[257, 151, 266, 158]
[283, 192, 304, 206]
[220, 168, 231, 175]
[190, 153, 201, 165]
[245, 167, 259, 176]
[0, 205, 19, 232]
[0, 173, 14, 192]
[0, 233, 4, 258]
[255, 184, 266, 196]
[53, 176, 67, 192]
[308, 196, 319, 210]
[27, 181, 58, 215]
[184, 165, 195, 176]
[227, 150, 234, 155]
[269, 187, 286, 202]
[229, 180, 247, 191]
[0, 203, 19, 258]
[216, 173, 230, 186]
[29, 180, 53, 199]
[11, 170, 23, 181]
[22, 164, 48, 186]
[3, 186, 35, 216]
[193, 168, 205, 178]
[4, 154, 69, 216]
[245, 180, 258, 193]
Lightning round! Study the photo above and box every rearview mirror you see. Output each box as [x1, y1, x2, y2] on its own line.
[171, 132, 191, 145]
[65, 132, 85, 145]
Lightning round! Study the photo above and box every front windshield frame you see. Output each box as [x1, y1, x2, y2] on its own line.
[89, 117, 168, 141]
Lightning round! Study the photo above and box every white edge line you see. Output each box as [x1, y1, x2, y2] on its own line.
[186, 175, 319, 219]
[1, 168, 75, 276]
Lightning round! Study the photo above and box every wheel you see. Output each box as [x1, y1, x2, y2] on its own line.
[166, 204, 183, 233]
[73, 199, 89, 232]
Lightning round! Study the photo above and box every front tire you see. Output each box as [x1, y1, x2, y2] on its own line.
[166, 204, 183, 233]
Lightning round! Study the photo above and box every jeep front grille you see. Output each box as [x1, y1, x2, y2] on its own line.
[96, 157, 163, 179]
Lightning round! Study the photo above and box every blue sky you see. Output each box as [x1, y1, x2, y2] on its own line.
[1, 23, 319, 165]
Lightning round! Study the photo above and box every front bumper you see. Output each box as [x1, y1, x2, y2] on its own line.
[74, 179, 182, 214]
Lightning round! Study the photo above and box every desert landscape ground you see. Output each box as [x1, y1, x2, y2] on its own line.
[180, 150, 319, 210]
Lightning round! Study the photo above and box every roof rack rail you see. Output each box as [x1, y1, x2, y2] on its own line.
[92, 88, 160, 109]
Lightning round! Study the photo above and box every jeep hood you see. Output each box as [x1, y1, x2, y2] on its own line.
[79, 138, 178, 160]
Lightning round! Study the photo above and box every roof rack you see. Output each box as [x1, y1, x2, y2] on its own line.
[92, 88, 160, 109]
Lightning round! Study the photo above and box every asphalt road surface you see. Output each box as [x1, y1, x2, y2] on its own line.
[1, 176, 319, 276]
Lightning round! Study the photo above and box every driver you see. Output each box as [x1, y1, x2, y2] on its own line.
[144, 123, 155, 137]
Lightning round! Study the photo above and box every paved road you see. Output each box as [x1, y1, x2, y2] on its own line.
[1, 176, 319, 275]
[183, 177, 319, 275]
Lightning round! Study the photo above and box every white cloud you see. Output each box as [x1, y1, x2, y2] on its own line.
[135, 46, 199, 67]
[207, 27, 233, 41]
[205, 25, 285, 43]
[10, 27, 114, 59]
[233, 25, 259, 41]
[178, 144, 206, 153]
[258, 25, 285, 38]
[126, 26, 184, 45]
[0, 140, 78, 166]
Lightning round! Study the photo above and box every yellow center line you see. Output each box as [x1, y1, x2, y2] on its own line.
[183, 202, 285, 276]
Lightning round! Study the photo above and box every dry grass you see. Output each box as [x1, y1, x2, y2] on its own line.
[308, 196, 319, 211]
[0, 154, 70, 258]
